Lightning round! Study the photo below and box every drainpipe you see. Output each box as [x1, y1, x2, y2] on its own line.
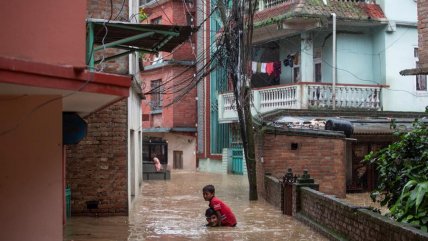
[331, 13, 336, 110]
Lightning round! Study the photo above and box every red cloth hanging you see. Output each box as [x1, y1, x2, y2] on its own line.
[266, 62, 274, 76]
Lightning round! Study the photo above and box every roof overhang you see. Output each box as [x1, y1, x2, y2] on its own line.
[0, 56, 131, 117]
[400, 67, 428, 76]
[143, 127, 197, 133]
[86, 18, 195, 68]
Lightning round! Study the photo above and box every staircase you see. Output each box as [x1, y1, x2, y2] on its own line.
[143, 161, 171, 180]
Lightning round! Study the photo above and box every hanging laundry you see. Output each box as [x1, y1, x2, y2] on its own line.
[252, 61, 257, 73]
[266, 62, 274, 76]
[273, 61, 281, 77]
[257, 62, 262, 73]
[283, 54, 294, 68]
[261, 63, 267, 73]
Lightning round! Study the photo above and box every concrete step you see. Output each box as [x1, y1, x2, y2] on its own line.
[143, 170, 171, 180]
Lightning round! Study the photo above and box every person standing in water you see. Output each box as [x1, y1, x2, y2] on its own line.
[202, 184, 237, 227]
[153, 154, 162, 172]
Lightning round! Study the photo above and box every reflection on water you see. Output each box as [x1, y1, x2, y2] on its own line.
[65, 171, 327, 241]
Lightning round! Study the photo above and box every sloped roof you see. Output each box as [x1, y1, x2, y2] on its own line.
[254, 0, 387, 28]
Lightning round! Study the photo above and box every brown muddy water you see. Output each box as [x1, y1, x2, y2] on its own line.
[64, 170, 328, 241]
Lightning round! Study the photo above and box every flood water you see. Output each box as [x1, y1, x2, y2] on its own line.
[64, 170, 328, 241]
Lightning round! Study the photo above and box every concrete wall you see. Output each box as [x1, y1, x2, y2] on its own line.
[0, 96, 63, 241]
[66, 100, 129, 216]
[255, 131, 347, 198]
[377, 0, 417, 23]
[382, 26, 427, 112]
[198, 158, 224, 173]
[0, 1, 86, 66]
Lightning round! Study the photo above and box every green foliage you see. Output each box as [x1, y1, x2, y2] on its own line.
[364, 120, 428, 232]
[390, 180, 428, 232]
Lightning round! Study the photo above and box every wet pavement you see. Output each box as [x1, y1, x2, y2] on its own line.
[64, 170, 328, 241]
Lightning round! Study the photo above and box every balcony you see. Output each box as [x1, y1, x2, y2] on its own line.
[218, 83, 383, 123]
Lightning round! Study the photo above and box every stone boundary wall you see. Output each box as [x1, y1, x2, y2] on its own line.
[297, 187, 428, 241]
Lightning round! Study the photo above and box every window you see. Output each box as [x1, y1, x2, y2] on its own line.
[151, 17, 162, 24]
[314, 48, 322, 82]
[151, 80, 163, 110]
[292, 53, 300, 83]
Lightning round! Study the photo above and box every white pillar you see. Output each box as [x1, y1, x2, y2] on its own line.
[300, 32, 314, 82]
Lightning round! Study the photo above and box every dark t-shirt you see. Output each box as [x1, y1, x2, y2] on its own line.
[209, 196, 237, 227]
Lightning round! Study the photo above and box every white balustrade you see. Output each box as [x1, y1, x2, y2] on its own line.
[218, 83, 382, 123]
[258, 85, 299, 112]
[259, 0, 292, 10]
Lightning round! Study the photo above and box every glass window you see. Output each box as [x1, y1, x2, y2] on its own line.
[151, 80, 163, 110]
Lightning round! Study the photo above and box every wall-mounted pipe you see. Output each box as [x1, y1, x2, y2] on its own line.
[331, 13, 336, 110]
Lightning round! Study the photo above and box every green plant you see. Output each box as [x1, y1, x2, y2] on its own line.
[390, 180, 428, 231]
[364, 120, 428, 232]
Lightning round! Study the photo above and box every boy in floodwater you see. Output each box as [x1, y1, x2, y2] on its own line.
[202, 184, 237, 227]
[205, 208, 219, 227]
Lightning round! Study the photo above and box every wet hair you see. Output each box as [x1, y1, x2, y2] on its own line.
[205, 208, 216, 217]
[202, 184, 215, 194]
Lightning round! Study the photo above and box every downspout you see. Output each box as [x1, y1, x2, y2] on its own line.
[331, 12, 336, 110]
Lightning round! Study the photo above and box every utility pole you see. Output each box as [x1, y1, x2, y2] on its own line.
[218, 0, 258, 200]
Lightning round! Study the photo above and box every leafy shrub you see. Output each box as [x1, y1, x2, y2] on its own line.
[364, 120, 427, 232]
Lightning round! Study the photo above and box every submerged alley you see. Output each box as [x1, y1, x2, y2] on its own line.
[64, 171, 328, 241]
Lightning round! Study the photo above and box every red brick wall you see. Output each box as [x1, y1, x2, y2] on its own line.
[256, 131, 347, 198]
[87, 0, 129, 74]
[418, 0, 428, 67]
[142, 0, 195, 63]
[298, 188, 428, 241]
[65, 0, 130, 216]
[141, 65, 197, 129]
[66, 100, 128, 216]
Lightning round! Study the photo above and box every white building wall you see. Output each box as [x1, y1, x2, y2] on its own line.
[128, 0, 143, 209]
[383, 25, 428, 112]
[377, 0, 417, 23]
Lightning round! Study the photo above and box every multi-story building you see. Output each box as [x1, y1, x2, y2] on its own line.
[139, 0, 198, 171]
[0, 1, 132, 241]
[197, 0, 427, 195]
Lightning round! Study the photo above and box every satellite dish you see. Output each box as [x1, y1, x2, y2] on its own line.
[63, 112, 87, 145]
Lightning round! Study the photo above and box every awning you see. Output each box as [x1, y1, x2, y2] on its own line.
[400, 67, 428, 76]
[143, 127, 197, 133]
[86, 18, 195, 68]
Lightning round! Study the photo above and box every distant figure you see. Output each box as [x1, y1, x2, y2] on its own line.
[153, 155, 162, 172]
[202, 184, 237, 227]
[205, 208, 219, 227]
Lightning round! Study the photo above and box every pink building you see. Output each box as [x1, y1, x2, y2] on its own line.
[140, 0, 198, 171]
[0, 1, 131, 241]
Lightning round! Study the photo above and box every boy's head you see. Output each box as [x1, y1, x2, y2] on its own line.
[202, 185, 215, 201]
[205, 208, 219, 227]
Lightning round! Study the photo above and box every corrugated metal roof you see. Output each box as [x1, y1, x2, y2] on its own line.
[89, 18, 195, 53]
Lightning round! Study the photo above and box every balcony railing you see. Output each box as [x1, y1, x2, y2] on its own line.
[218, 83, 383, 123]
[258, 0, 292, 11]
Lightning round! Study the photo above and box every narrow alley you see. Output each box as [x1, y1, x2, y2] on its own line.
[64, 171, 328, 241]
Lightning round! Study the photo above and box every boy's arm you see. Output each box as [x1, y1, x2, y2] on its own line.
[215, 210, 222, 226]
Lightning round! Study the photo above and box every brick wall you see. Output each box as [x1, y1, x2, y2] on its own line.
[297, 188, 428, 241]
[142, 1, 196, 62]
[418, 0, 428, 67]
[256, 130, 347, 198]
[66, 100, 128, 216]
[87, 0, 129, 74]
[264, 175, 283, 209]
[141, 65, 197, 129]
